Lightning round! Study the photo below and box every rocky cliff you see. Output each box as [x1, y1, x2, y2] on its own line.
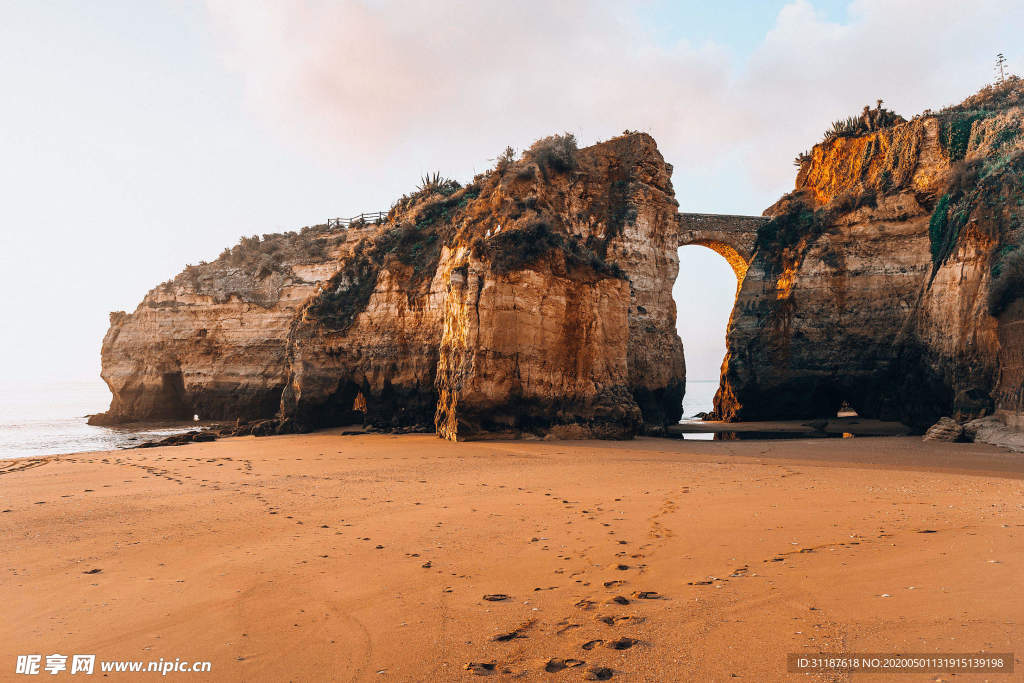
[96, 82, 1024, 439]
[716, 80, 1024, 429]
[92, 225, 374, 424]
[94, 133, 685, 439]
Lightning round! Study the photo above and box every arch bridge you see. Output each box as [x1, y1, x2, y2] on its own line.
[678, 212, 767, 286]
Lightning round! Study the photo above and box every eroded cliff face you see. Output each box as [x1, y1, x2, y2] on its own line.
[96, 133, 685, 439]
[717, 82, 1024, 429]
[433, 134, 683, 438]
[92, 227, 365, 424]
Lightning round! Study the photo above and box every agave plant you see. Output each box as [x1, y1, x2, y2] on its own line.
[415, 172, 461, 197]
[416, 172, 443, 194]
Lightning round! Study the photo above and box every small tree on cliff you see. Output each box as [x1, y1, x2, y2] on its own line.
[995, 53, 1008, 84]
[495, 146, 517, 174]
[524, 133, 578, 173]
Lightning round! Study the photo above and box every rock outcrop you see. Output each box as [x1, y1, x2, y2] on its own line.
[922, 417, 964, 442]
[716, 80, 1024, 430]
[94, 82, 1024, 439]
[91, 225, 367, 424]
[963, 416, 1024, 452]
[94, 133, 685, 439]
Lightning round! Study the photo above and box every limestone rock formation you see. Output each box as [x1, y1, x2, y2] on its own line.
[94, 133, 685, 439]
[716, 79, 1024, 430]
[91, 225, 366, 424]
[94, 81, 1024, 440]
[963, 416, 1024, 452]
[922, 417, 963, 442]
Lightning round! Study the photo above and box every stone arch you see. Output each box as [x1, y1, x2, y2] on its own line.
[685, 239, 749, 289]
[677, 212, 766, 291]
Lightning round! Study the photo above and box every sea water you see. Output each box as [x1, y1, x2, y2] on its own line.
[680, 379, 717, 420]
[0, 379, 196, 459]
[0, 378, 721, 459]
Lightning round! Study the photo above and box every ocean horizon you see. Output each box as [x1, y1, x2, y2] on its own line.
[0, 378, 197, 460]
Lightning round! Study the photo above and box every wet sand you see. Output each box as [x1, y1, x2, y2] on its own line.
[2, 433, 1022, 681]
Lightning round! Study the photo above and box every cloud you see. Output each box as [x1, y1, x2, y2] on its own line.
[206, 0, 1023, 205]
[205, 0, 738, 174]
[736, 0, 1024, 186]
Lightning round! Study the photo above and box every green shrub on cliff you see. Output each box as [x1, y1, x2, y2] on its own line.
[942, 75, 1024, 113]
[940, 111, 988, 161]
[928, 194, 953, 263]
[989, 245, 1024, 315]
[307, 217, 453, 331]
[495, 146, 517, 174]
[821, 101, 904, 144]
[754, 198, 831, 275]
[215, 226, 339, 275]
[471, 220, 624, 278]
[416, 172, 461, 197]
[389, 174, 462, 219]
[930, 148, 1024, 270]
[524, 133, 579, 173]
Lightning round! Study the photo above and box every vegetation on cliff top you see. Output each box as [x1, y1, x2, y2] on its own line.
[831, 105, 899, 139]
[216, 225, 343, 276]
[927, 78, 1024, 274]
[470, 220, 625, 279]
[307, 187, 470, 331]
[522, 133, 579, 175]
[387, 173, 463, 219]
[788, 79, 1024, 303]
[304, 131, 649, 330]
[820, 100, 904, 145]
[154, 224, 347, 307]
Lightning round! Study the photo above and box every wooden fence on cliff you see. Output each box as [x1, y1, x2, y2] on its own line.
[327, 211, 388, 228]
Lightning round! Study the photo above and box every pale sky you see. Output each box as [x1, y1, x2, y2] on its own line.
[1, 0, 1020, 391]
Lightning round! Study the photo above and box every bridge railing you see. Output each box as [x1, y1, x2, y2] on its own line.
[327, 211, 388, 228]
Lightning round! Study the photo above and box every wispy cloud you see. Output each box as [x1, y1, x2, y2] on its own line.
[206, 0, 1022, 205]
[205, 0, 737, 173]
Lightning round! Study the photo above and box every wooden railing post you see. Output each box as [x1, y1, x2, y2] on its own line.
[326, 210, 387, 229]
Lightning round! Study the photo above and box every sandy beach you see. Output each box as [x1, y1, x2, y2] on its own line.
[2, 433, 1022, 681]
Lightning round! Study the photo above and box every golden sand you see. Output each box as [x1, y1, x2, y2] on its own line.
[2, 433, 1022, 680]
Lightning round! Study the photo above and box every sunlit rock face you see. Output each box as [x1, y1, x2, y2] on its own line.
[95, 84, 1024, 438]
[717, 82, 1024, 429]
[95, 133, 686, 439]
[92, 226, 368, 425]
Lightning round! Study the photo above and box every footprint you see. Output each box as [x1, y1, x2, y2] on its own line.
[586, 666, 614, 680]
[544, 658, 584, 673]
[464, 662, 495, 675]
[581, 640, 603, 651]
[483, 594, 510, 601]
[492, 619, 535, 642]
[597, 615, 642, 626]
[608, 637, 637, 650]
[632, 591, 661, 600]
